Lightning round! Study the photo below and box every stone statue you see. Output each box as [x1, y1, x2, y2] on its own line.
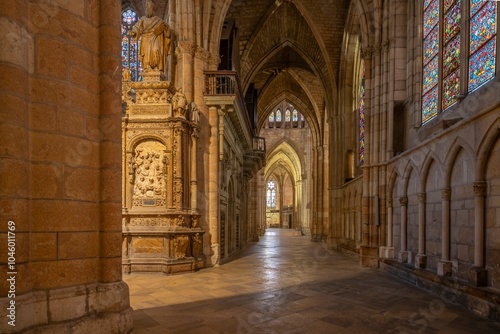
[192, 233, 203, 258]
[129, 0, 171, 74]
[190, 102, 200, 123]
[172, 88, 188, 117]
[123, 67, 131, 81]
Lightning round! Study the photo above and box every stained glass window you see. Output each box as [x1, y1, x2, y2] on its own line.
[292, 109, 298, 122]
[469, 0, 497, 91]
[122, 9, 141, 81]
[359, 61, 366, 165]
[285, 109, 291, 122]
[442, 0, 461, 109]
[422, 0, 440, 123]
[266, 181, 276, 208]
[268, 112, 275, 123]
[276, 109, 282, 122]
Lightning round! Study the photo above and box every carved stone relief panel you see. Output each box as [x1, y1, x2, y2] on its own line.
[131, 140, 168, 206]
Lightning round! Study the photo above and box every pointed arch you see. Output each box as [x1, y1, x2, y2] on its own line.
[476, 119, 500, 180]
[444, 137, 476, 188]
[420, 151, 444, 191]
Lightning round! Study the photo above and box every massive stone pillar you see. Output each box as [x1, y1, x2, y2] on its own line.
[0, 1, 133, 332]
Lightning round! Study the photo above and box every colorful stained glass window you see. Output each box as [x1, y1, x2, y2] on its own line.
[469, 39, 496, 91]
[276, 109, 282, 122]
[359, 61, 366, 165]
[469, 0, 497, 91]
[424, 0, 440, 37]
[469, 1, 497, 53]
[423, 86, 439, 123]
[268, 112, 275, 123]
[442, 0, 461, 109]
[121, 9, 141, 81]
[423, 56, 439, 93]
[444, 1, 461, 42]
[285, 109, 291, 122]
[266, 181, 276, 208]
[444, 36, 461, 76]
[422, 0, 440, 123]
[292, 109, 298, 122]
[424, 25, 440, 64]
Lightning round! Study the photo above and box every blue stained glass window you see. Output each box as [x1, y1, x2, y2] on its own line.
[285, 109, 291, 122]
[292, 109, 298, 122]
[469, 1, 497, 54]
[122, 9, 141, 81]
[469, 39, 496, 91]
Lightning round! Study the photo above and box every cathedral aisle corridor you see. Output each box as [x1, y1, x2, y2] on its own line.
[125, 230, 499, 333]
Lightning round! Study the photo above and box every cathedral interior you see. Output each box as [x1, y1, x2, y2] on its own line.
[1, 0, 500, 332]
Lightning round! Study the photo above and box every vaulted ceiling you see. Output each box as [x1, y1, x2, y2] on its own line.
[124, 0, 351, 134]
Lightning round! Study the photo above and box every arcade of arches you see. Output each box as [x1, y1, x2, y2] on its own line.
[1, 0, 500, 332]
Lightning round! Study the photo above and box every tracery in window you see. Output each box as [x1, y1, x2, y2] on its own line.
[422, 0, 497, 124]
[122, 8, 141, 81]
[266, 181, 277, 208]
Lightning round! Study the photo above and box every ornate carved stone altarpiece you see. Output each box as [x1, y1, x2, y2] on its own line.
[122, 71, 203, 274]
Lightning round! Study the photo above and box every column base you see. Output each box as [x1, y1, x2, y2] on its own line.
[0, 281, 132, 334]
[359, 246, 379, 268]
[414, 254, 427, 269]
[249, 233, 260, 242]
[379, 246, 394, 259]
[437, 260, 453, 276]
[398, 250, 409, 263]
[469, 266, 488, 287]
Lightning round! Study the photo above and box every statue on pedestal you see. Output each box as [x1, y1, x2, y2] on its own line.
[172, 88, 188, 117]
[129, 0, 171, 74]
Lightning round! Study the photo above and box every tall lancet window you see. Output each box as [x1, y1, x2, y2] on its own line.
[469, 0, 497, 91]
[266, 181, 277, 208]
[122, 8, 141, 81]
[359, 60, 366, 165]
[422, 0, 440, 123]
[422, 0, 497, 124]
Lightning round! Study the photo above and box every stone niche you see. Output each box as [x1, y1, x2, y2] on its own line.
[122, 76, 203, 274]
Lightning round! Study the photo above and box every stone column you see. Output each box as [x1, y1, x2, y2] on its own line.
[207, 106, 220, 265]
[415, 192, 427, 268]
[438, 188, 452, 276]
[398, 196, 409, 263]
[190, 128, 199, 211]
[380, 199, 394, 259]
[470, 181, 488, 286]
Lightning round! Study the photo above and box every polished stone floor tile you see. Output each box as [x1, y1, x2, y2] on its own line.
[125, 229, 500, 333]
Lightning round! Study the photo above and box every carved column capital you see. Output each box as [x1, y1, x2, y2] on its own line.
[195, 47, 210, 61]
[382, 40, 391, 53]
[176, 42, 196, 57]
[441, 188, 451, 200]
[418, 192, 426, 203]
[399, 196, 408, 206]
[473, 181, 487, 196]
[208, 54, 221, 69]
[388, 198, 393, 208]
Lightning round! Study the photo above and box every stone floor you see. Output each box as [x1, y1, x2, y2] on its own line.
[124, 229, 500, 333]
